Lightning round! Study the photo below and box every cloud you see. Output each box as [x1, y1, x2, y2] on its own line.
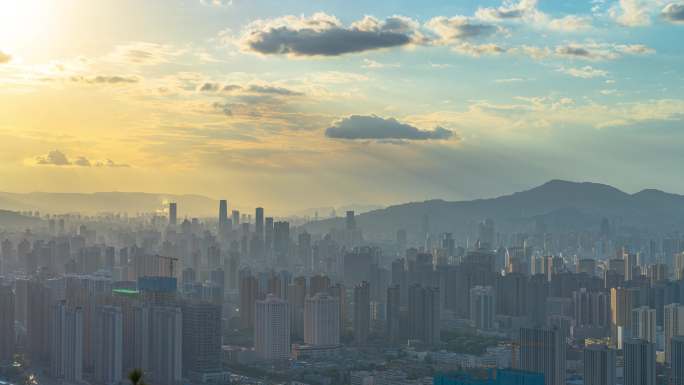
[610, 0, 651, 26]
[475, 0, 591, 31]
[662, 3, 684, 23]
[70, 75, 139, 84]
[426, 16, 498, 44]
[0, 51, 11, 64]
[325, 115, 454, 141]
[36, 150, 72, 166]
[559, 65, 609, 78]
[200, 0, 232, 6]
[35, 150, 128, 167]
[109, 42, 183, 65]
[73, 156, 92, 167]
[362, 58, 400, 69]
[247, 84, 303, 96]
[548, 15, 593, 31]
[475, 0, 536, 21]
[95, 159, 130, 168]
[452, 42, 506, 57]
[239, 13, 421, 56]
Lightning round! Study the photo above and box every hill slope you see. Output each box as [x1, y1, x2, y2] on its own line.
[303, 180, 684, 239]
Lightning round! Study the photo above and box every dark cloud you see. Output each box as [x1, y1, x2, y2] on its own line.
[325, 115, 454, 141]
[199, 82, 221, 92]
[223, 84, 241, 92]
[71, 75, 139, 84]
[247, 84, 303, 96]
[73, 156, 92, 167]
[0, 51, 11, 64]
[242, 14, 419, 56]
[662, 3, 684, 23]
[555, 45, 591, 57]
[213, 102, 233, 116]
[36, 150, 72, 166]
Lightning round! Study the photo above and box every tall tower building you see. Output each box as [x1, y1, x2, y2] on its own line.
[182, 302, 222, 376]
[150, 306, 183, 385]
[231, 210, 240, 226]
[304, 293, 340, 346]
[264, 217, 274, 255]
[665, 303, 684, 363]
[519, 327, 566, 385]
[169, 202, 177, 226]
[255, 294, 290, 360]
[0, 284, 15, 363]
[240, 273, 259, 329]
[470, 285, 495, 331]
[632, 307, 656, 344]
[346, 211, 356, 231]
[50, 302, 84, 383]
[255, 207, 264, 239]
[353, 281, 370, 345]
[219, 200, 229, 232]
[287, 277, 307, 339]
[408, 284, 441, 345]
[610, 287, 637, 347]
[583, 345, 616, 385]
[623, 339, 655, 385]
[93, 305, 123, 385]
[672, 336, 684, 385]
[386, 285, 401, 343]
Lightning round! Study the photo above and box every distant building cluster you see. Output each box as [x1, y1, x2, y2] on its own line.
[2, 202, 684, 385]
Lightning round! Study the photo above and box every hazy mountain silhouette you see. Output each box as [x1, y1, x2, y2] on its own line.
[303, 180, 684, 239]
[0, 192, 218, 216]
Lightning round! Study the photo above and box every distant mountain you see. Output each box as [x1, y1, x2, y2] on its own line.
[0, 192, 219, 217]
[0, 209, 41, 228]
[302, 180, 684, 240]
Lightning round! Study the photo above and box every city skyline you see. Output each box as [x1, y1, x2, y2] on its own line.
[1, 0, 684, 211]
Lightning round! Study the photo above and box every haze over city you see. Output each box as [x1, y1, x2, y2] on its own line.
[1, 0, 684, 211]
[2, 1, 684, 385]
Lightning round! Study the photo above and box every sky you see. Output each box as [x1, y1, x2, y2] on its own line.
[0, 0, 683, 212]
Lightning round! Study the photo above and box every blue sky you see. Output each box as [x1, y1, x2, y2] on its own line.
[0, 0, 683, 212]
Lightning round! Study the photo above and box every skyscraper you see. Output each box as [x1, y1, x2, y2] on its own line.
[353, 281, 370, 345]
[0, 284, 15, 363]
[255, 294, 291, 360]
[470, 285, 495, 331]
[50, 302, 84, 383]
[583, 345, 616, 385]
[304, 293, 340, 346]
[182, 302, 222, 376]
[93, 305, 123, 385]
[386, 285, 401, 343]
[665, 303, 684, 363]
[240, 273, 259, 329]
[231, 210, 240, 226]
[519, 327, 566, 385]
[632, 307, 656, 344]
[408, 284, 441, 345]
[169, 202, 177, 226]
[346, 210, 356, 230]
[672, 336, 684, 385]
[623, 339, 655, 385]
[255, 207, 264, 239]
[218, 200, 229, 233]
[150, 306, 183, 385]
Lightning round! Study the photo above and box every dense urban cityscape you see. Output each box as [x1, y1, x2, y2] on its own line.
[3, 0, 684, 384]
[2, 180, 684, 384]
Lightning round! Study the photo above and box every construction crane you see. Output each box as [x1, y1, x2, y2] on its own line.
[155, 255, 179, 277]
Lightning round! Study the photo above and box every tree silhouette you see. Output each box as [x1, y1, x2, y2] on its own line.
[128, 369, 146, 385]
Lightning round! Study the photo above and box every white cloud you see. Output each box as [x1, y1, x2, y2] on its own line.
[610, 0, 652, 26]
[559, 65, 609, 78]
